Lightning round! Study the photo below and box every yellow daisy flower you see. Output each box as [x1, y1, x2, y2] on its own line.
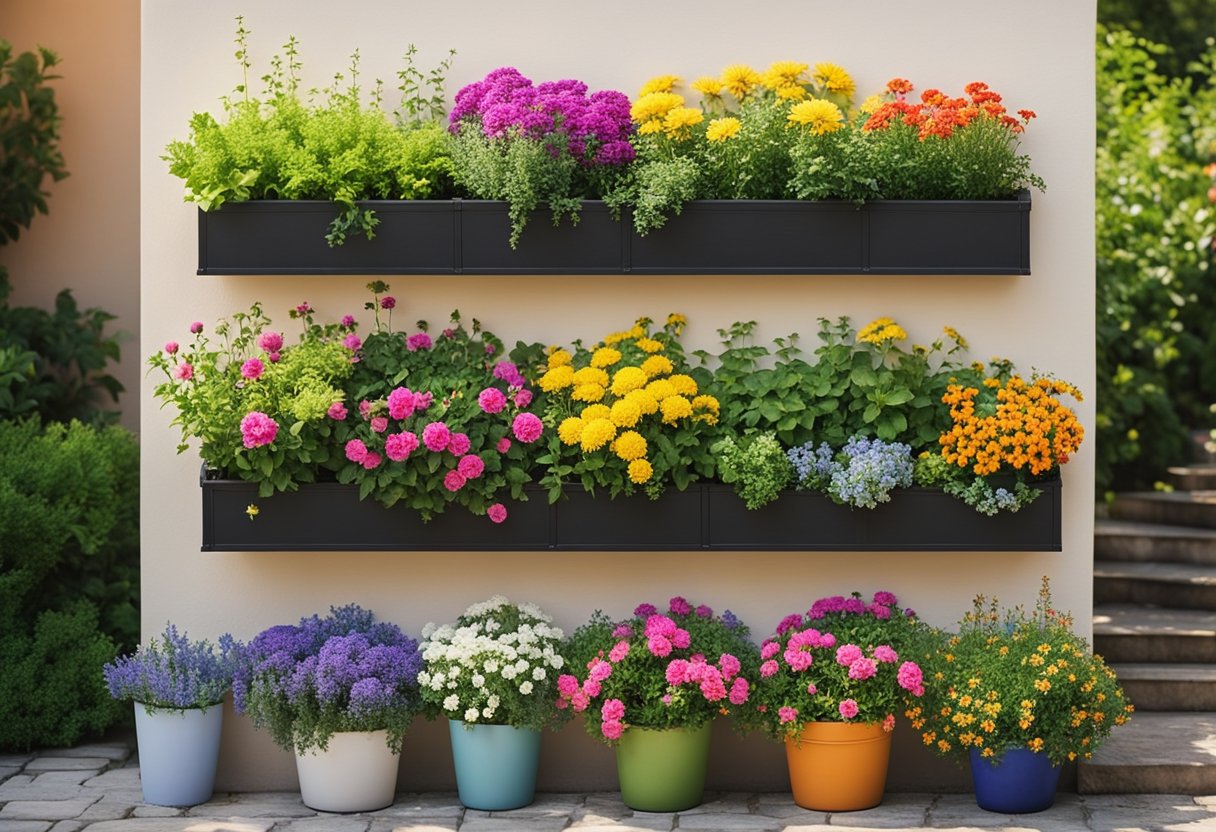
[721, 64, 762, 99]
[639, 74, 680, 96]
[630, 91, 685, 124]
[692, 75, 724, 97]
[572, 367, 609, 387]
[663, 106, 704, 137]
[813, 62, 856, 98]
[706, 117, 743, 142]
[787, 98, 845, 135]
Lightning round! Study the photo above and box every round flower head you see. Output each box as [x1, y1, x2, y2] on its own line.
[239, 411, 278, 449]
[512, 412, 543, 443]
[258, 331, 284, 353]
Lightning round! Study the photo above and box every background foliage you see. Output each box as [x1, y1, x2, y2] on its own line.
[1095, 25, 1216, 493]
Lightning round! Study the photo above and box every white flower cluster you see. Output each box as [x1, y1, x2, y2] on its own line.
[417, 596, 566, 723]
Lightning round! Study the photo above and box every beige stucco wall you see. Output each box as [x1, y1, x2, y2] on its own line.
[2, 0, 141, 431]
[140, 0, 1097, 792]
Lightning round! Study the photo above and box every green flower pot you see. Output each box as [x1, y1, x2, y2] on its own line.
[614, 722, 712, 812]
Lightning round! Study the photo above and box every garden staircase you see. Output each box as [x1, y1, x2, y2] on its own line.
[1081, 463, 1216, 793]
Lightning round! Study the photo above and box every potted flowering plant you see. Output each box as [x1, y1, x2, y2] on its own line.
[909, 578, 1132, 813]
[746, 591, 927, 811]
[102, 624, 240, 806]
[913, 360, 1085, 515]
[534, 313, 721, 505]
[557, 596, 757, 811]
[418, 596, 567, 810]
[233, 604, 423, 812]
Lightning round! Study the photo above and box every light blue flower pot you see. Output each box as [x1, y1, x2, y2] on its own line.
[134, 702, 223, 806]
[448, 720, 541, 810]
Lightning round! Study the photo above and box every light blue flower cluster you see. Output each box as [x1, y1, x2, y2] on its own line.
[787, 435, 914, 509]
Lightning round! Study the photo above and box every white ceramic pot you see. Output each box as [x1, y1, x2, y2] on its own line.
[294, 730, 400, 812]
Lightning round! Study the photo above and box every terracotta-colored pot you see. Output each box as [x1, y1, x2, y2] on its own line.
[784, 721, 893, 811]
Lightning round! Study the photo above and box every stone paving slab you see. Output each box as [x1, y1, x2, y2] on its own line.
[0, 800, 102, 822]
[19, 761, 107, 775]
[677, 812, 783, 830]
[278, 817, 372, 832]
[460, 818, 569, 832]
[80, 819, 276, 832]
[367, 821, 458, 832]
[37, 748, 129, 764]
[0, 821, 52, 832]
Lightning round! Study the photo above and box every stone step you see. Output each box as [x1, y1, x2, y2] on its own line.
[1169, 465, 1216, 492]
[1094, 519, 1216, 565]
[1110, 663, 1216, 711]
[1109, 492, 1216, 530]
[1093, 604, 1216, 663]
[1094, 560, 1216, 610]
[1078, 711, 1216, 794]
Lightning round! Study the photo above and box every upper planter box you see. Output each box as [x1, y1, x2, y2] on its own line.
[196, 193, 1031, 276]
[200, 471, 1061, 552]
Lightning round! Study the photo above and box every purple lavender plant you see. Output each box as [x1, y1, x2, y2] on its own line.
[234, 604, 423, 753]
[102, 624, 239, 711]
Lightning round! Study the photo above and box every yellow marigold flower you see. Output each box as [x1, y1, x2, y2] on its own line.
[1028, 737, 1045, 752]
[591, 347, 623, 369]
[613, 430, 648, 461]
[572, 367, 609, 387]
[706, 117, 743, 142]
[638, 120, 663, 135]
[558, 417, 585, 446]
[860, 93, 886, 114]
[857, 317, 908, 345]
[539, 365, 575, 392]
[663, 106, 704, 136]
[775, 84, 808, 101]
[581, 404, 611, 421]
[668, 373, 698, 396]
[943, 326, 968, 348]
[1034, 678, 1052, 692]
[762, 61, 809, 91]
[572, 383, 605, 403]
[611, 366, 649, 396]
[631, 91, 685, 124]
[981, 747, 995, 758]
[813, 62, 856, 98]
[692, 394, 720, 415]
[634, 337, 664, 354]
[660, 395, 693, 424]
[787, 98, 845, 135]
[721, 64, 762, 99]
[610, 398, 643, 428]
[666, 312, 687, 331]
[646, 379, 677, 401]
[626, 389, 659, 416]
[628, 458, 653, 484]
[627, 324, 646, 338]
[641, 355, 675, 378]
[639, 74, 680, 96]
[547, 347, 573, 368]
[580, 418, 617, 452]
[692, 75, 724, 97]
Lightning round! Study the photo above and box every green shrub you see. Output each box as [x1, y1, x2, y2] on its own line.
[0, 419, 138, 750]
[1095, 28, 1216, 492]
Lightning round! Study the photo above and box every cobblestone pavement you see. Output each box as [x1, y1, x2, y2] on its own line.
[2, 741, 1215, 832]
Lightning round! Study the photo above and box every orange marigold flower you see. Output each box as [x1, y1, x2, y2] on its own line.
[886, 77, 914, 95]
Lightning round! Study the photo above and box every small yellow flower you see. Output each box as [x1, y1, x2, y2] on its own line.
[631, 91, 685, 124]
[628, 458, 653, 484]
[547, 348, 573, 368]
[638, 120, 663, 135]
[641, 355, 674, 378]
[721, 64, 762, 99]
[666, 313, 687, 331]
[762, 61, 809, 92]
[572, 367, 609, 387]
[706, 117, 743, 143]
[634, 337, 664, 354]
[660, 395, 693, 424]
[787, 98, 845, 135]
[663, 106, 704, 136]
[613, 430, 648, 461]
[580, 404, 611, 421]
[625, 389, 659, 416]
[691, 75, 724, 98]
[591, 347, 622, 369]
[639, 74, 680, 96]
[775, 85, 808, 101]
[813, 62, 856, 98]
[610, 367, 649, 397]
[667, 374, 698, 396]
[646, 379, 677, 402]
[246, 504, 260, 520]
[539, 365, 575, 392]
[692, 394, 720, 415]
[859, 93, 886, 115]
[572, 383, 605, 403]
[580, 418, 617, 452]
[558, 417, 585, 446]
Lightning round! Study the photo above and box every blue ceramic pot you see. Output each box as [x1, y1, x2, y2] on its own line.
[448, 721, 541, 810]
[134, 703, 223, 806]
[969, 747, 1062, 813]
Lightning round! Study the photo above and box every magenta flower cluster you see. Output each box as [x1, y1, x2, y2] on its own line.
[450, 67, 635, 167]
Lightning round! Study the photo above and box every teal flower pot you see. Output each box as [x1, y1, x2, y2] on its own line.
[448, 720, 542, 810]
[133, 702, 223, 806]
[970, 747, 1062, 813]
[614, 723, 712, 812]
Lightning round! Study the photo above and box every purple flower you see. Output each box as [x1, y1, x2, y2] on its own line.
[343, 333, 362, 352]
[669, 596, 692, 616]
[407, 333, 432, 352]
[380, 296, 396, 310]
[240, 412, 278, 448]
[496, 437, 511, 453]
[362, 451, 382, 470]
[633, 603, 657, 617]
[103, 624, 239, 710]
[341, 314, 356, 328]
[295, 302, 313, 315]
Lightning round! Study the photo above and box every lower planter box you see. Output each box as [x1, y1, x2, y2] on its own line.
[196, 193, 1031, 276]
[200, 471, 1061, 552]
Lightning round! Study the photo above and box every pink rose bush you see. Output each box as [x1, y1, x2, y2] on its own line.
[557, 597, 757, 745]
[745, 591, 927, 739]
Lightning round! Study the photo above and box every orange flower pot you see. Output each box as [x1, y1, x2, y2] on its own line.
[784, 721, 893, 811]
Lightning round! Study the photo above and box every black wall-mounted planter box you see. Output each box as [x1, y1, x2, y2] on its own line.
[196, 193, 1031, 276]
[201, 472, 1061, 552]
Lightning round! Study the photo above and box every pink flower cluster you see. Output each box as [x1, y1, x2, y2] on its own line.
[239, 411, 278, 449]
